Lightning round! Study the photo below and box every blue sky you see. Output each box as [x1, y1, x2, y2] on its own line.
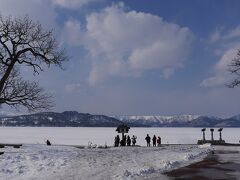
[1, 0, 240, 117]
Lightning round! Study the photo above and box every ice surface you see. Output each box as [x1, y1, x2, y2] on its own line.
[0, 127, 239, 146]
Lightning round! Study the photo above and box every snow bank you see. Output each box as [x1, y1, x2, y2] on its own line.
[0, 145, 77, 180]
[0, 144, 211, 180]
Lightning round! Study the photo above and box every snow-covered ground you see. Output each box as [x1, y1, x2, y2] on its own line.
[0, 144, 211, 180]
[0, 127, 239, 179]
[0, 127, 239, 146]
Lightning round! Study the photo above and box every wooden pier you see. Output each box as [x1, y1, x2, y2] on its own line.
[197, 128, 240, 146]
[197, 140, 240, 146]
[0, 143, 22, 148]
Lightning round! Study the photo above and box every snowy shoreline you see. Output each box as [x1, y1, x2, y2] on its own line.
[0, 127, 238, 179]
[0, 144, 211, 180]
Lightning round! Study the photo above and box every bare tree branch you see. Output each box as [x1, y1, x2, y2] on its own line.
[0, 67, 53, 111]
[228, 49, 240, 88]
[0, 15, 68, 111]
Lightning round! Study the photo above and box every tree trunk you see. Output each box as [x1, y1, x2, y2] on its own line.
[0, 61, 15, 95]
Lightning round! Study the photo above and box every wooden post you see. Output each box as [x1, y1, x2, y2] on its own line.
[210, 128, 214, 141]
[218, 128, 223, 141]
[203, 131, 205, 141]
[201, 128, 206, 141]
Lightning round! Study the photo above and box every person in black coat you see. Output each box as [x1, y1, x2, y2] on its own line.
[132, 135, 137, 146]
[114, 135, 120, 147]
[46, 139, 51, 146]
[123, 135, 127, 146]
[152, 135, 157, 147]
[127, 135, 131, 146]
[145, 134, 151, 147]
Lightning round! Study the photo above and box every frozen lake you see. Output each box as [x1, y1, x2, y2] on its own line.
[0, 127, 239, 146]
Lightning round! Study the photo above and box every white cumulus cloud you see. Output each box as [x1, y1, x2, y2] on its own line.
[201, 48, 239, 87]
[64, 4, 193, 85]
[203, 25, 240, 87]
[51, 0, 100, 9]
[210, 26, 240, 43]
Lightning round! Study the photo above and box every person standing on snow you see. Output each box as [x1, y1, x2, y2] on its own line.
[132, 135, 137, 146]
[46, 139, 51, 146]
[152, 135, 157, 147]
[157, 136, 161, 146]
[145, 134, 151, 147]
[114, 135, 120, 147]
[127, 135, 131, 146]
[123, 135, 127, 146]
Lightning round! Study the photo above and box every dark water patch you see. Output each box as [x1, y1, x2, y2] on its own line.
[165, 150, 240, 180]
[214, 150, 239, 154]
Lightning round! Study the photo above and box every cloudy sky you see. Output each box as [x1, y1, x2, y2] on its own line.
[1, 0, 240, 117]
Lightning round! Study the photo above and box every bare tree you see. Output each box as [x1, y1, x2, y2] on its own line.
[228, 50, 240, 88]
[0, 15, 67, 111]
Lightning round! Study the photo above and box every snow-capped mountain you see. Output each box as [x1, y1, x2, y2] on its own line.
[114, 115, 240, 127]
[229, 114, 240, 121]
[186, 116, 222, 127]
[0, 111, 240, 127]
[115, 115, 200, 127]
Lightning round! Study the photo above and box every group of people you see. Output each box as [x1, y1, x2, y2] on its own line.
[145, 134, 161, 147]
[114, 134, 162, 147]
[114, 135, 137, 147]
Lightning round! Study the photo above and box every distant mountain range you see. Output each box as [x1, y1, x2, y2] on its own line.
[0, 111, 123, 127]
[0, 111, 240, 127]
[116, 115, 240, 127]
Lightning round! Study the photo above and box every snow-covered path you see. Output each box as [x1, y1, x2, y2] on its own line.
[0, 144, 211, 180]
